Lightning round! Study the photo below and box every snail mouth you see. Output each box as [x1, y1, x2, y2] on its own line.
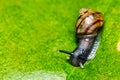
[69, 55, 85, 68]
[69, 56, 80, 67]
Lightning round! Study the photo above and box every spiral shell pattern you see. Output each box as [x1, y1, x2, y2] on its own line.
[76, 8, 104, 35]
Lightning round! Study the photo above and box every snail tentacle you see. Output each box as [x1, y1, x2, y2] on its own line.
[59, 50, 73, 56]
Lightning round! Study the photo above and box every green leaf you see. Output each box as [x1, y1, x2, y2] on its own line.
[0, 0, 120, 80]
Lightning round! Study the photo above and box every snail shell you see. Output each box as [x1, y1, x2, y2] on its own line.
[59, 8, 104, 68]
[76, 8, 103, 35]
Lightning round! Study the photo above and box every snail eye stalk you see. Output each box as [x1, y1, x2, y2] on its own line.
[59, 50, 73, 56]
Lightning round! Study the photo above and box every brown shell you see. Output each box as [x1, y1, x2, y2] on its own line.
[76, 8, 104, 35]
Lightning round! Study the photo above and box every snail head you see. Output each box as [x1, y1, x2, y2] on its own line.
[59, 50, 86, 68]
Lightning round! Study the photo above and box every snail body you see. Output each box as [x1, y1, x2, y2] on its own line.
[59, 8, 104, 68]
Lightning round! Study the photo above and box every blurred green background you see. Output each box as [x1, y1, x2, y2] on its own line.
[0, 0, 120, 80]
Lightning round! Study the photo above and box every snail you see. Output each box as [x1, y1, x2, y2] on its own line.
[59, 8, 104, 68]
